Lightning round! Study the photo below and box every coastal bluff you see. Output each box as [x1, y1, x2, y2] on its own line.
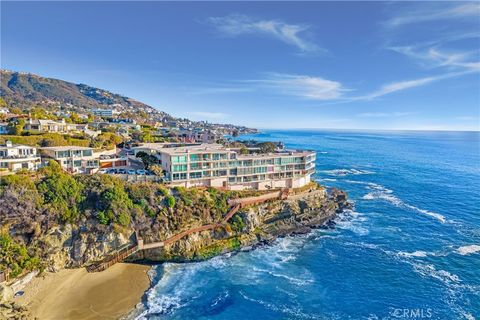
[1, 182, 349, 319]
[129, 187, 349, 262]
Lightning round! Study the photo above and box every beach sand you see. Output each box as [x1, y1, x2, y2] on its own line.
[15, 263, 150, 320]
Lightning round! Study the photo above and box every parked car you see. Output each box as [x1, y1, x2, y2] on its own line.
[127, 169, 136, 175]
[117, 168, 127, 174]
[136, 169, 146, 175]
[97, 169, 108, 174]
[106, 168, 117, 174]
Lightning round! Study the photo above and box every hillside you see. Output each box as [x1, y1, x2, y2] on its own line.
[0, 69, 169, 119]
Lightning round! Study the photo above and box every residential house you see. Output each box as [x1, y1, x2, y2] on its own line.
[24, 119, 100, 137]
[40, 146, 99, 174]
[0, 141, 40, 173]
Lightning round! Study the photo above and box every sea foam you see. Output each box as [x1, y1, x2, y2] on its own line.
[320, 168, 374, 176]
[456, 245, 480, 256]
[361, 183, 447, 223]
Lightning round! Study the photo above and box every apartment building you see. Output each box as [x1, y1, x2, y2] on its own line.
[0, 141, 40, 173]
[133, 143, 316, 190]
[40, 146, 99, 174]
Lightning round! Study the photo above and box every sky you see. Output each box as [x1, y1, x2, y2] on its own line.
[1, 1, 479, 131]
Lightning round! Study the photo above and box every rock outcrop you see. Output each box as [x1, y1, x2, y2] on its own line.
[6, 186, 349, 272]
[130, 188, 349, 262]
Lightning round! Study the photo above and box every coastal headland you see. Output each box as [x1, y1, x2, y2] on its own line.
[1, 176, 349, 319]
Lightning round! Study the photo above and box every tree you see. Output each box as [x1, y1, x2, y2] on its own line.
[8, 119, 25, 135]
[240, 147, 249, 155]
[0, 97, 7, 108]
[37, 161, 84, 222]
[257, 142, 276, 154]
[70, 112, 81, 124]
[10, 107, 22, 115]
[149, 164, 163, 176]
[136, 151, 159, 170]
[99, 183, 133, 226]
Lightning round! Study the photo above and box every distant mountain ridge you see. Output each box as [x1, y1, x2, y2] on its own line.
[0, 69, 168, 118]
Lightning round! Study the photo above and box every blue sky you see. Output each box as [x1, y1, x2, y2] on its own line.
[1, 1, 479, 131]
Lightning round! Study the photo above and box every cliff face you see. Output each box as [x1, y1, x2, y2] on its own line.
[129, 188, 349, 262]
[15, 187, 349, 271]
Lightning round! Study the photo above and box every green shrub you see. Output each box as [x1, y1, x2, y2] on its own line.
[37, 161, 84, 222]
[166, 195, 176, 208]
[0, 231, 42, 278]
[230, 215, 246, 233]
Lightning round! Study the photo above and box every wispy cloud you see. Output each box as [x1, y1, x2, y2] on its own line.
[389, 46, 480, 72]
[189, 112, 230, 120]
[385, 3, 480, 28]
[356, 76, 438, 100]
[207, 14, 323, 54]
[247, 73, 346, 100]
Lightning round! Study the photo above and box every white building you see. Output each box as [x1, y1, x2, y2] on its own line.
[40, 146, 99, 174]
[0, 141, 40, 173]
[133, 143, 316, 190]
[23, 119, 100, 137]
[92, 109, 115, 117]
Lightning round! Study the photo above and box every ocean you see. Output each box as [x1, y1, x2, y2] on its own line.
[135, 130, 480, 320]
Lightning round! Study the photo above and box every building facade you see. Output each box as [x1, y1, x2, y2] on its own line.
[133, 143, 316, 190]
[0, 141, 40, 173]
[40, 146, 100, 174]
[92, 109, 115, 117]
[24, 119, 97, 135]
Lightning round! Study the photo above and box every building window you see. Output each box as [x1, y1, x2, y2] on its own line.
[172, 156, 187, 163]
[173, 173, 187, 180]
[189, 172, 202, 179]
[57, 151, 69, 158]
[173, 164, 187, 172]
[189, 154, 200, 161]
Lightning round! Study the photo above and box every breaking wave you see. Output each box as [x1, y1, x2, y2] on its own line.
[397, 251, 429, 258]
[456, 245, 480, 256]
[361, 183, 447, 223]
[320, 168, 374, 176]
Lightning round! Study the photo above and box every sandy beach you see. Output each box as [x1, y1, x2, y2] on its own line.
[15, 263, 151, 320]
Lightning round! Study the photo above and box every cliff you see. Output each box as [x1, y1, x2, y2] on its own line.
[11, 187, 349, 271]
[129, 188, 348, 262]
[1, 179, 349, 319]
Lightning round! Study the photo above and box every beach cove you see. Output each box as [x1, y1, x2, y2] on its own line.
[15, 263, 150, 320]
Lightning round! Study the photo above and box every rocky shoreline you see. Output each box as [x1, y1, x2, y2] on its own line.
[1, 185, 349, 320]
[129, 187, 349, 263]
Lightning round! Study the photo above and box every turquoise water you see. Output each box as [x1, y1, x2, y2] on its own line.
[137, 130, 480, 320]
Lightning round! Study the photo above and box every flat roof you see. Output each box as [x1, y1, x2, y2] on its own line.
[0, 144, 36, 149]
[236, 150, 315, 160]
[134, 143, 227, 154]
[40, 146, 93, 151]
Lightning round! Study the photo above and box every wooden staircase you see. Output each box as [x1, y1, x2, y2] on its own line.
[86, 189, 289, 272]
